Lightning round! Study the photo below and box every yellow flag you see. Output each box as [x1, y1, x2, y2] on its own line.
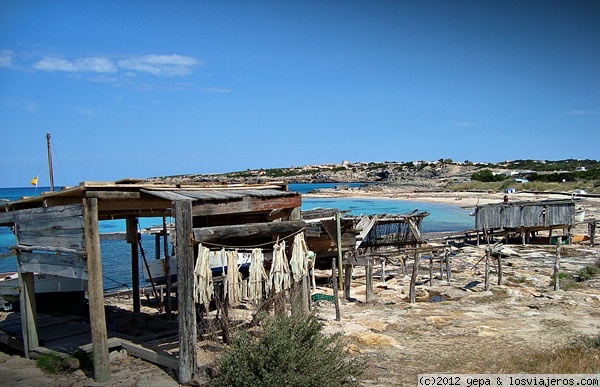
[30, 177, 38, 186]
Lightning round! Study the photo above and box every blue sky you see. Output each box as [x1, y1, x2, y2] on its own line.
[1, 1, 599, 188]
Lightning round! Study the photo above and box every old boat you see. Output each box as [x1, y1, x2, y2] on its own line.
[0, 272, 87, 307]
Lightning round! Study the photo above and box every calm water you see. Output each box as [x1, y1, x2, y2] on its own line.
[0, 184, 473, 289]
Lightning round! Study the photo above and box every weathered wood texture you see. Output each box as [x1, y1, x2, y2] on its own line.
[192, 221, 306, 244]
[18, 252, 87, 279]
[475, 200, 576, 230]
[174, 200, 196, 384]
[83, 198, 110, 382]
[14, 204, 85, 251]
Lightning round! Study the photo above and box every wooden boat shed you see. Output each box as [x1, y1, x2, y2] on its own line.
[473, 198, 580, 244]
[0, 179, 303, 383]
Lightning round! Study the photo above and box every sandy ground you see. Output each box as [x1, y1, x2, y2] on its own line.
[1, 189, 598, 386]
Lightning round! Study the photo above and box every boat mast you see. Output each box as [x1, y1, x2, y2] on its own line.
[46, 132, 55, 192]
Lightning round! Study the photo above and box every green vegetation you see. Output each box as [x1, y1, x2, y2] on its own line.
[36, 353, 72, 374]
[211, 313, 364, 387]
[471, 169, 507, 182]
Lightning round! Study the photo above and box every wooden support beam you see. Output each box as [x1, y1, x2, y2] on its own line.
[126, 218, 140, 314]
[191, 195, 301, 217]
[332, 258, 340, 321]
[343, 264, 352, 300]
[409, 253, 421, 303]
[84, 197, 110, 382]
[191, 221, 306, 244]
[336, 212, 343, 291]
[484, 248, 490, 291]
[18, 269, 38, 356]
[174, 200, 196, 384]
[365, 257, 373, 302]
[553, 237, 562, 290]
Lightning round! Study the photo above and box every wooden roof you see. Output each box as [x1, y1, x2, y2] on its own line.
[0, 180, 301, 223]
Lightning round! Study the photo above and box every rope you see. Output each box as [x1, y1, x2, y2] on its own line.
[267, 240, 291, 294]
[194, 244, 213, 306]
[200, 227, 306, 249]
[248, 248, 267, 303]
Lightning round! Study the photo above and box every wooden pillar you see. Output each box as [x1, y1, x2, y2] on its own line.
[553, 237, 562, 290]
[548, 227, 553, 246]
[380, 257, 386, 282]
[439, 252, 444, 281]
[589, 222, 596, 247]
[17, 267, 38, 356]
[174, 200, 196, 384]
[335, 211, 343, 291]
[163, 217, 172, 319]
[445, 249, 451, 282]
[343, 264, 352, 300]
[332, 258, 340, 321]
[484, 248, 490, 291]
[154, 234, 161, 260]
[365, 257, 373, 302]
[409, 253, 420, 304]
[521, 227, 526, 245]
[428, 254, 433, 286]
[84, 198, 110, 382]
[497, 254, 503, 286]
[126, 218, 140, 314]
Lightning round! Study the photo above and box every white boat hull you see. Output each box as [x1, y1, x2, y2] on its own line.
[0, 272, 87, 303]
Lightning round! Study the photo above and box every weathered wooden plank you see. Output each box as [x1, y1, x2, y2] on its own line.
[16, 229, 85, 251]
[192, 221, 306, 244]
[83, 197, 110, 382]
[14, 204, 83, 223]
[174, 200, 196, 384]
[191, 195, 301, 217]
[121, 340, 179, 370]
[19, 251, 87, 279]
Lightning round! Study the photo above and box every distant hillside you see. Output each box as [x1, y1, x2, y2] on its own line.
[147, 159, 600, 193]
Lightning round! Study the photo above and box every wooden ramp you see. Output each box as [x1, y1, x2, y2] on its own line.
[0, 312, 180, 370]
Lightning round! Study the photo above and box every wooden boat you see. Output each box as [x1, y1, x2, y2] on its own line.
[529, 235, 590, 245]
[0, 272, 86, 304]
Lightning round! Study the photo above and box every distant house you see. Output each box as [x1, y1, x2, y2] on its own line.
[576, 166, 587, 172]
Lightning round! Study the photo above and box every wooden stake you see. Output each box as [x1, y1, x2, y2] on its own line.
[484, 248, 490, 291]
[428, 254, 433, 286]
[174, 200, 196, 384]
[409, 253, 420, 303]
[497, 254, 503, 286]
[365, 257, 373, 302]
[84, 198, 110, 382]
[553, 237, 562, 290]
[126, 218, 140, 314]
[445, 248, 451, 282]
[335, 211, 343, 291]
[332, 258, 340, 321]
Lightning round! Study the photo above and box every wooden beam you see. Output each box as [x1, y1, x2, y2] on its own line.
[191, 221, 306, 244]
[127, 218, 140, 314]
[18, 269, 38, 356]
[174, 200, 196, 384]
[191, 195, 301, 217]
[83, 197, 110, 382]
[18, 251, 87, 279]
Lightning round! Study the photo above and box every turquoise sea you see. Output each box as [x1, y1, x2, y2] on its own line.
[0, 184, 473, 290]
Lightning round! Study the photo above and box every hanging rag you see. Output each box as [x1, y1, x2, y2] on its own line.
[248, 248, 267, 303]
[193, 244, 214, 306]
[267, 241, 291, 294]
[290, 232, 309, 282]
[224, 249, 242, 305]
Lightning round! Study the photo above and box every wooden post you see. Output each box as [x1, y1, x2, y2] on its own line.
[589, 222, 596, 247]
[343, 264, 352, 300]
[380, 257, 386, 282]
[548, 227, 553, 246]
[445, 248, 451, 282]
[521, 227, 526, 245]
[401, 255, 407, 276]
[174, 200, 196, 384]
[126, 218, 140, 314]
[439, 252, 444, 281]
[18, 268, 38, 356]
[428, 254, 433, 286]
[553, 237, 562, 290]
[409, 253, 420, 303]
[484, 248, 490, 291]
[335, 211, 343, 291]
[365, 257, 373, 302]
[163, 217, 172, 319]
[84, 198, 110, 382]
[332, 258, 340, 321]
[497, 254, 503, 286]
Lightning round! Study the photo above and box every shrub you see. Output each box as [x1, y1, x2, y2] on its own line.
[36, 353, 71, 374]
[211, 313, 364, 386]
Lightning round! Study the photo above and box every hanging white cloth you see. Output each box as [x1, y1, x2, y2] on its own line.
[193, 244, 213, 306]
[248, 248, 267, 303]
[267, 241, 291, 294]
[223, 249, 242, 305]
[290, 232, 309, 282]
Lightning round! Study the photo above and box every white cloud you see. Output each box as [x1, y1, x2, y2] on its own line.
[569, 109, 599, 116]
[34, 56, 117, 73]
[0, 49, 14, 67]
[117, 55, 199, 77]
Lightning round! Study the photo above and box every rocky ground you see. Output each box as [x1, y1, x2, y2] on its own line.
[1, 192, 598, 386]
